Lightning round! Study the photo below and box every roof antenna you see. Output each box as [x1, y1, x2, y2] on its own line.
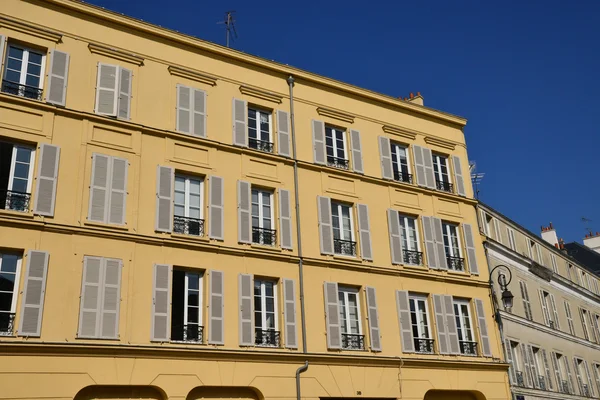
[469, 161, 485, 200]
[581, 217, 593, 236]
[218, 11, 238, 48]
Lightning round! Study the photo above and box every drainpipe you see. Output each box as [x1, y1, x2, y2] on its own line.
[295, 361, 309, 400]
[287, 75, 307, 354]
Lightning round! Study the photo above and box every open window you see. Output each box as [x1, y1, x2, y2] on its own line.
[453, 298, 476, 355]
[0, 252, 22, 336]
[253, 278, 279, 347]
[251, 187, 275, 246]
[171, 268, 204, 343]
[409, 294, 433, 353]
[0, 141, 35, 212]
[432, 153, 452, 193]
[442, 221, 465, 271]
[247, 106, 273, 153]
[325, 125, 349, 170]
[173, 174, 204, 236]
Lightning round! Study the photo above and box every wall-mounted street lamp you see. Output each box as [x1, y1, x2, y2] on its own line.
[490, 264, 514, 312]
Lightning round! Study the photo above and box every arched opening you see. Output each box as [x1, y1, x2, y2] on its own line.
[186, 386, 262, 400]
[424, 389, 486, 400]
[74, 385, 166, 400]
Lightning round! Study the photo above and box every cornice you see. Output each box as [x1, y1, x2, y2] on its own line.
[168, 65, 218, 86]
[0, 14, 62, 43]
[424, 136, 457, 151]
[88, 43, 144, 66]
[382, 125, 417, 141]
[316, 107, 355, 124]
[239, 85, 283, 104]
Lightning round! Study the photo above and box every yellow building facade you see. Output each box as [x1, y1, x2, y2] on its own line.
[0, 1, 510, 399]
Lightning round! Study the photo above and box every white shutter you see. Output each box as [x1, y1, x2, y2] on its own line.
[151, 264, 172, 342]
[192, 88, 207, 137]
[238, 273, 254, 346]
[378, 136, 393, 179]
[312, 120, 326, 165]
[317, 196, 333, 255]
[95, 63, 118, 116]
[396, 290, 414, 353]
[549, 294, 560, 329]
[18, 250, 49, 337]
[78, 256, 103, 338]
[350, 129, 363, 173]
[323, 282, 341, 349]
[208, 270, 224, 345]
[421, 147, 436, 189]
[283, 278, 298, 349]
[422, 216, 438, 269]
[365, 286, 381, 351]
[88, 153, 110, 223]
[232, 98, 247, 146]
[413, 145, 435, 189]
[33, 144, 60, 216]
[387, 209, 403, 265]
[176, 85, 191, 134]
[46, 50, 70, 106]
[357, 204, 372, 260]
[463, 224, 479, 275]
[433, 294, 448, 354]
[475, 298, 492, 356]
[539, 290, 550, 326]
[108, 157, 128, 225]
[451, 155, 466, 196]
[155, 166, 174, 232]
[432, 217, 448, 269]
[277, 110, 290, 157]
[99, 258, 122, 339]
[278, 189, 293, 250]
[237, 180, 251, 244]
[117, 67, 132, 119]
[208, 176, 224, 240]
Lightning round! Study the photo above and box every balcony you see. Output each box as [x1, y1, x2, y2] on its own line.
[459, 340, 477, 356]
[538, 375, 547, 391]
[515, 371, 525, 387]
[393, 170, 413, 184]
[560, 380, 570, 394]
[446, 256, 465, 271]
[252, 227, 277, 246]
[327, 156, 349, 170]
[582, 384, 592, 398]
[341, 333, 365, 350]
[171, 324, 203, 343]
[254, 329, 280, 347]
[435, 179, 454, 193]
[333, 238, 357, 256]
[0, 313, 15, 336]
[173, 216, 205, 236]
[403, 250, 423, 266]
[248, 138, 274, 153]
[549, 320, 555, 329]
[1, 190, 31, 212]
[414, 338, 434, 353]
[1, 80, 43, 101]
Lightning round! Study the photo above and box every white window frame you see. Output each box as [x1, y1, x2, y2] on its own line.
[7, 144, 36, 194]
[0, 253, 22, 334]
[325, 125, 348, 162]
[174, 174, 204, 220]
[409, 294, 431, 340]
[247, 106, 272, 143]
[507, 228, 516, 251]
[510, 341, 523, 372]
[254, 278, 278, 331]
[399, 214, 421, 253]
[183, 271, 203, 335]
[338, 286, 362, 336]
[251, 187, 274, 230]
[331, 201, 355, 243]
[453, 298, 474, 343]
[442, 222, 463, 258]
[4, 44, 46, 89]
[432, 153, 451, 184]
[390, 142, 411, 177]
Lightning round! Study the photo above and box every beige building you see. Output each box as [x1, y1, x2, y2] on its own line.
[479, 204, 600, 400]
[0, 1, 510, 399]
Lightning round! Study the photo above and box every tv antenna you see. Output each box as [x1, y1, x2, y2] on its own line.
[469, 161, 485, 200]
[218, 11, 238, 48]
[581, 217, 593, 235]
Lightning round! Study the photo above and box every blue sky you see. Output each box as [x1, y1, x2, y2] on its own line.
[89, 0, 600, 243]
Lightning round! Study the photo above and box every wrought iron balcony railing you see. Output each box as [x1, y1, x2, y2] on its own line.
[333, 238, 357, 256]
[341, 333, 365, 350]
[446, 256, 465, 271]
[1, 80, 43, 101]
[538, 375, 547, 391]
[252, 227, 277, 246]
[436, 179, 454, 193]
[515, 371, 525, 387]
[393, 170, 413, 184]
[414, 338, 434, 353]
[560, 380, 570, 394]
[255, 329, 280, 347]
[1, 190, 31, 212]
[327, 156, 350, 170]
[403, 250, 423, 266]
[549, 320, 555, 329]
[248, 138, 274, 153]
[582, 383, 592, 397]
[171, 324, 203, 343]
[173, 216, 204, 236]
[459, 340, 478, 356]
[0, 313, 15, 336]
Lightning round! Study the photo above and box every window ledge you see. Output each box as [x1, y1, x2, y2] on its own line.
[332, 254, 359, 262]
[75, 336, 120, 341]
[0, 209, 35, 219]
[170, 233, 210, 243]
[402, 263, 427, 271]
[83, 220, 129, 231]
[169, 340, 206, 345]
[446, 269, 469, 276]
[250, 243, 282, 253]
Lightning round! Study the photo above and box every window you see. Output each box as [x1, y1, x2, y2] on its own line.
[173, 174, 204, 236]
[0, 253, 21, 336]
[582, 271, 590, 290]
[432, 153, 452, 192]
[94, 63, 132, 119]
[325, 126, 349, 170]
[251, 188, 275, 246]
[398, 214, 422, 265]
[2, 44, 45, 100]
[575, 358, 594, 397]
[564, 301, 575, 335]
[0, 141, 35, 212]
[539, 290, 559, 329]
[453, 299, 476, 355]
[510, 341, 526, 387]
[338, 286, 364, 350]
[507, 228, 517, 251]
[87, 154, 128, 225]
[247, 107, 273, 153]
[519, 281, 533, 320]
[331, 201, 356, 256]
[442, 222, 464, 271]
[531, 347, 547, 390]
[551, 255, 558, 273]
[171, 269, 203, 343]
[409, 294, 433, 353]
[580, 308, 597, 343]
[254, 278, 279, 347]
[484, 213, 493, 238]
[555, 353, 571, 394]
[592, 364, 600, 398]
[390, 142, 412, 183]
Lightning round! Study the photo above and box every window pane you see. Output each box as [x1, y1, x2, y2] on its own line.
[189, 179, 201, 194]
[174, 177, 185, 191]
[266, 313, 275, 328]
[187, 292, 199, 307]
[189, 193, 201, 208]
[16, 148, 31, 163]
[13, 162, 30, 179]
[265, 282, 273, 296]
[186, 308, 198, 323]
[254, 311, 262, 327]
[4, 70, 20, 83]
[0, 273, 16, 292]
[28, 52, 43, 65]
[1, 256, 18, 273]
[254, 297, 262, 312]
[26, 63, 41, 77]
[8, 46, 23, 59]
[265, 297, 274, 312]
[0, 292, 13, 311]
[25, 74, 40, 88]
[6, 58, 21, 71]
[11, 178, 27, 193]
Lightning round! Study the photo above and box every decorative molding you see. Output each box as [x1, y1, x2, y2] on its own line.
[0, 16, 62, 43]
[424, 136, 456, 150]
[316, 107, 355, 124]
[239, 85, 282, 103]
[530, 261, 552, 281]
[168, 65, 218, 86]
[382, 125, 417, 141]
[88, 43, 144, 66]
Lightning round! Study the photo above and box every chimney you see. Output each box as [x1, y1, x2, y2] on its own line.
[583, 231, 600, 254]
[540, 222, 559, 247]
[407, 91, 424, 106]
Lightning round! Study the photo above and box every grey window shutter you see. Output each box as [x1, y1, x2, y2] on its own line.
[0, 35, 5, 81]
[95, 63, 118, 116]
[232, 98, 247, 146]
[387, 209, 403, 265]
[463, 223, 479, 275]
[46, 50, 69, 106]
[283, 278, 298, 349]
[549, 294, 560, 329]
[238, 273, 254, 346]
[541, 349, 554, 391]
[33, 144, 60, 216]
[209, 176, 224, 240]
[117, 67, 132, 120]
[237, 180, 251, 244]
[78, 256, 103, 337]
[412, 145, 427, 188]
[108, 157, 128, 225]
[551, 352, 562, 391]
[208, 270, 225, 345]
[323, 282, 341, 349]
[350, 129, 364, 173]
[474, 298, 492, 356]
[279, 189, 293, 250]
[312, 119, 326, 165]
[584, 360, 594, 397]
[432, 217, 448, 269]
[317, 196, 333, 255]
[18, 250, 49, 337]
[433, 294, 448, 354]
[155, 166, 174, 232]
[565, 356, 575, 393]
[378, 136, 393, 179]
[520, 344, 532, 386]
[422, 216, 438, 269]
[504, 339, 516, 383]
[365, 286, 381, 351]
[88, 153, 110, 222]
[100, 258, 122, 339]
[151, 263, 172, 342]
[277, 110, 291, 157]
[357, 204, 372, 260]
[176, 85, 191, 134]
[193, 88, 207, 137]
[539, 290, 550, 326]
[452, 155, 466, 196]
[444, 295, 460, 354]
[396, 290, 414, 353]
[421, 147, 436, 189]
[573, 358, 583, 394]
